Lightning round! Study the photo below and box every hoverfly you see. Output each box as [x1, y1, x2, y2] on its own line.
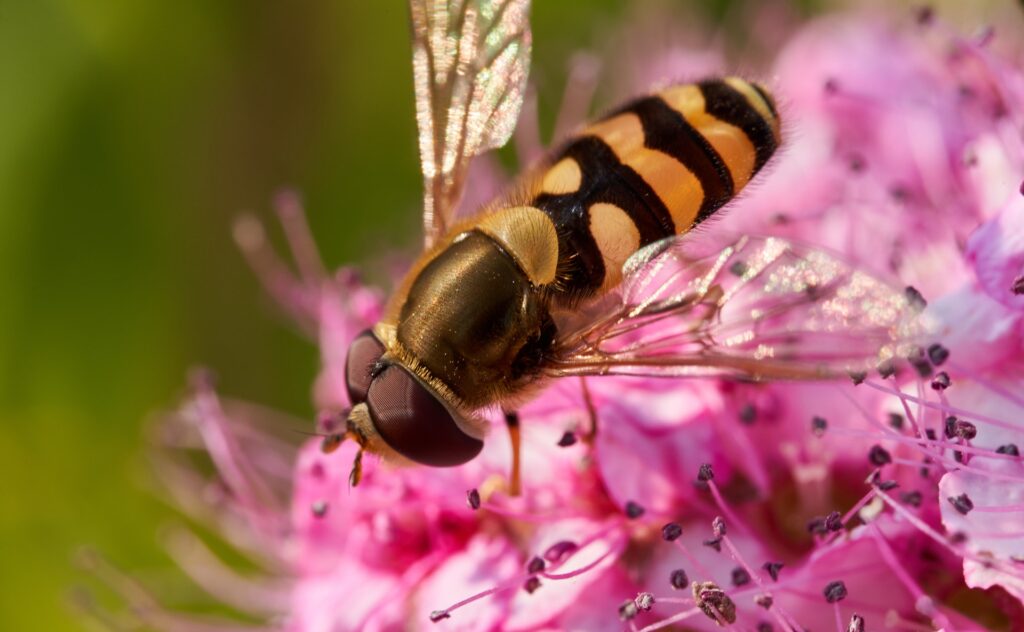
[336, 0, 921, 490]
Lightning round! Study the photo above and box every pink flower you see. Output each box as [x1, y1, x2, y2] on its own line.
[82, 6, 1024, 631]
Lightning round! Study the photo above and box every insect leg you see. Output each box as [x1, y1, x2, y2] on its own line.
[580, 377, 600, 441]
[504, 411, 522, 497]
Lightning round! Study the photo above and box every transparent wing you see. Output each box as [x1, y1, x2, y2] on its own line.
[547, 234, 931, 381]
[410, 0, 532, 247]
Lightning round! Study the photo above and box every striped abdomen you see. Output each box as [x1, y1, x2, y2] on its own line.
[512, 77, 780, 304]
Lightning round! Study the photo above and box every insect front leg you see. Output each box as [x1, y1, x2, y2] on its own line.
[504, 411, 522, 497]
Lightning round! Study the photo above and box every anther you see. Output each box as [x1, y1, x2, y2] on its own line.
[625, 501, 646, 519]
[1013, 275, 1024, 295]
[730, 260, 750, 277]
[523, 577, 541, 594]
[731, 567, 751, 587]
[430, 610, 451, 623]
[662, 522, 683, 542]
[762, 561, 783, 581]
[927, 343, 949, 366]
[755, 594, 774, 609]
[869, 445, 892, 466]
[848, 613, 866, 632]
[948, 493, 974, 515]
[618, 599, 639, 621]
[757, 622, 774, 632]
[670, 568, 689, 590]
[527, 556, 546, 574]
[849, 370, 867, 385]
[877, 358, 897, 379]
[930, 371, 951, 391]
[467, 488, 481, 510]
[703, 537, 723, 552]
[812, 416, 828, 436]
[888, 413, 905, 430]
[915, 5, 935, 26]
[996, 444, 1020, 456]
[823, 78, 839, 95]
[904, 286, 927, 311]
[693, 581, 737, 624]
[825, 510, 843, 532]
[635, 592, 655, 612]
[557, 431, 578, 447]
[954, 420, 977, 440]
[311, 500, 328, 518]
[824, 580, 848, 603]
[712, 516, 727, 537]
[544, 540, 579, 563]
[698, 463, 715, 482]
[807, 517, 827, 535]
[900, 490, 923, 507]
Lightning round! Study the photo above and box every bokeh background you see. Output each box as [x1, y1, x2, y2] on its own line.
[0, 1, 1009, 629]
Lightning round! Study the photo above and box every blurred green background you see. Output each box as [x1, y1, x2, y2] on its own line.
[0, 1, 1004, 629]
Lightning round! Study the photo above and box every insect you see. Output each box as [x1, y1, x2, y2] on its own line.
[335, 0, 921, 489]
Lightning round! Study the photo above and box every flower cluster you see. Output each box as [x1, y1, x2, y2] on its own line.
[87, 6, 1024, 631]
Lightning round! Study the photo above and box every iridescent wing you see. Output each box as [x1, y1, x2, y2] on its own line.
[547, 234, 930, 381]
[410, 0, 532, 247]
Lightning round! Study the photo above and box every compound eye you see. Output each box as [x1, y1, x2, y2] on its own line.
[345, 329, 385, 405]
[365, 365, 483, 467]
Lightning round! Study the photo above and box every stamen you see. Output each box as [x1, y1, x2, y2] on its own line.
[557, 431, 578, 447]
[625, 501, 646, 519]
[824, 580, 848, 603]
[868, 522, 950, 628]
[947, 493, 974, 515]
[467, 488, 481, 510]
[670, 569, 689, 590]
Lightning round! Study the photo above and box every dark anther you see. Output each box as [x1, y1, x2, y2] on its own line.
[635, 592, 655, 612]
[949, 531, 968, 545]
[311, 500, 328, 518]
[625, 501, 646, 519]
[900, 490, 923, 507]
[321, 434, 343, 454]
[1013, 275, 1024, 295]
[944, 416, 958, 439]
[848, 613, 866, 632]
[757, 622, 774, 632]
[662, 522, 683, 542]
[824, 580, 848, 603]
[527, 556, 546, 574]
[877, 358, 897, 379]
[543, 540, 579, 563]
[618, 599, 639, 621]
[948, 493, 974, 515]
[693, 581, 737, 624]
[823, 77, 839, 94]
[927, 343, 949, 366]
[915, 5, 935, 25]
[557, 431, 578, 447]
[904, 286, 927, 311]
[812, 416, 828, 437]
[523, 577, 541, 594]
[931, 371, 951, 391]
[730, 260, 750, 277]
[698, 463, 715, 482]
[825, 511, 843, 532]
[712, 516, 727, 537]
[429, 610, 450, 623]
[878, 479, 899, 491]
[868, 445, 892, 466]
[907, 346, 932, 378]
[739, 403, 757, 425]
[670, 568, 689, 590]
[954, 420, 977, 440]
[731, 567, 751, 587]
[954, 449, 964, 463]
[888, 413, 905, 430]
[763, 561, 784, 581]
[755, 594, 774, 609]
[703, 537, 723, 552]
[925, 428, 937, 441]
[996, 444, 1020, 456]
[849, 370, 867, 385]
[467, 488, 481, 510]
[807, 516, 828, 535]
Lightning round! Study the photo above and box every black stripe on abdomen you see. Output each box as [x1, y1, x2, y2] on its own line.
[698, 79, 778, 172]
